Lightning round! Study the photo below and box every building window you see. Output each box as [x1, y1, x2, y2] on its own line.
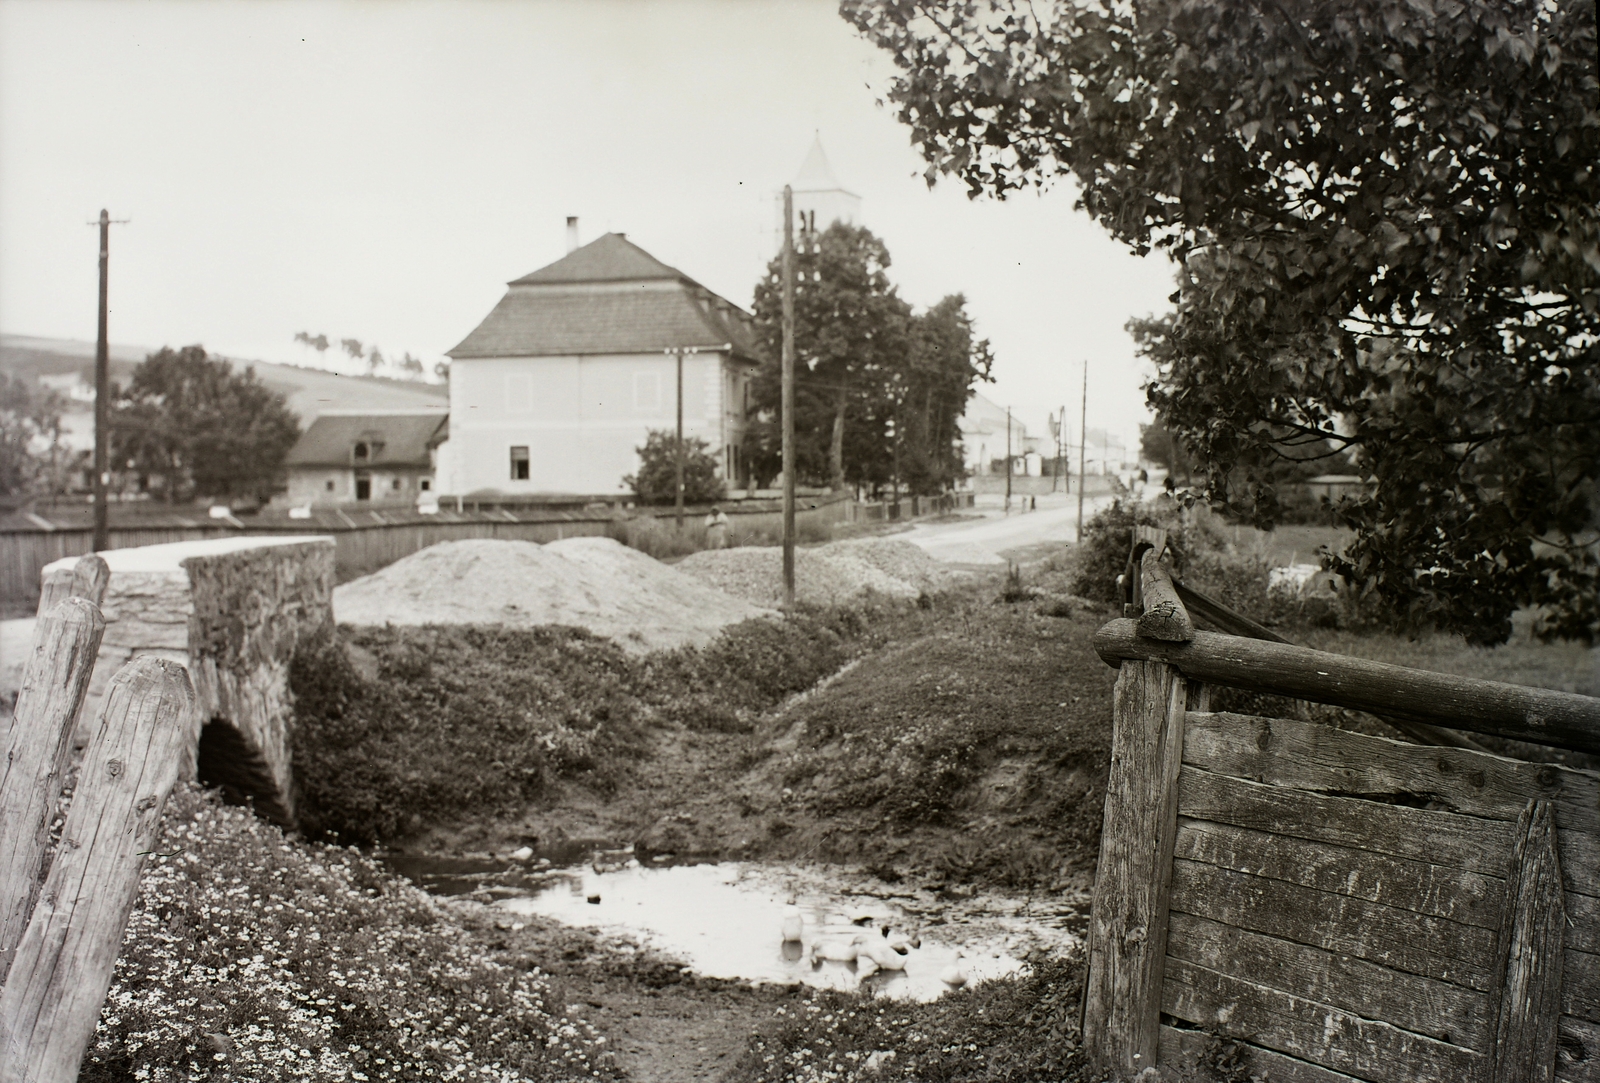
[355, 473, 372, 501]
[354, 442, 369, 461]
[510, 446, 530, 480]
[392, 477, 403, 490]
[325, 479, 335, 492]
[419, 478, 431, 492]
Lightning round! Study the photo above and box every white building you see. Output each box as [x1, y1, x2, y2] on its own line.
[958, 392, 1028, 476]
[436, 232, 764, 498]
[789, 136, 860, 235]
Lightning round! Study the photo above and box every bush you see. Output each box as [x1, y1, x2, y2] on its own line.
[1070, 498, 1190, 602]
[623, 430, 726, 506]
[83, 785, 617, 1082]
[292, 615, 864, 844]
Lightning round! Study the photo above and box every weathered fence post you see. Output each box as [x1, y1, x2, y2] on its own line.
[1083, 658, 1189, 1076]
[35, 554, 110, 617]
[1488, 799, 1565, 1083]
[0, 657, 196, 1083]
[0, 597, 106, 985]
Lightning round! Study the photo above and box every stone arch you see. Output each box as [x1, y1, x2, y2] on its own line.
[195, 717, 293, 827]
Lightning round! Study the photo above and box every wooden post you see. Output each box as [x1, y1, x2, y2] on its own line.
[35, 554, 110, 617]
[0, 599, 106, 986]
[1488, 799, 1565, 1083]
[1084, 659, 1188, 1076]
[1136, 550, 1193, 642]
[0, 657, 196, 1083]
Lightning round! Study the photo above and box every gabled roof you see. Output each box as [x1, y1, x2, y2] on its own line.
[792, 136, 857, 196]
[449, 233, 764, 362]
[285, 410, 447, 468]
[508, 233, 700, 287]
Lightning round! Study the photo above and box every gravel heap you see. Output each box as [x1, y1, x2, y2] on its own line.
[333, 538, 772, 653]
[674, 540, 947, 608]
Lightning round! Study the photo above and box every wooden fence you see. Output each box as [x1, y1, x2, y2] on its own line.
[1085, 550, 1600, 1082]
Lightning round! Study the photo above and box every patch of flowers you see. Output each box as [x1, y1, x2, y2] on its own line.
[81, 785, 618, 1082]
[732, 951, 1088, 1083]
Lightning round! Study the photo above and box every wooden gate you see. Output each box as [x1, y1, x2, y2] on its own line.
[1084, 553, 1600, 1082]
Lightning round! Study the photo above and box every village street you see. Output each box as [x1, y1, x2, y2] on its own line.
[900, 489, 1122, 564]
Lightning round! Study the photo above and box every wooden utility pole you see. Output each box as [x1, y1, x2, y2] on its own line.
[90, 210, 126, 554]
[780, 187, 797, 607]
[1059, 403, 1067, 494]
[675, 348, 685, 530]
[1005, 407, 1013, 513]
[1077, 361, 1088, 542]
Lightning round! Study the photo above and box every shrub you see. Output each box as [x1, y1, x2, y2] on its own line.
[623, 429, 726, 506]
[83, 785, 617, 1082]
[1070, 497, 1188, 602]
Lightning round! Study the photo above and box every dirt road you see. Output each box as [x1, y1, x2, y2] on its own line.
[899, 491, 1120, 564]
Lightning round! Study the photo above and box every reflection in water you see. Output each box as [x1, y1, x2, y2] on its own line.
[495, 862, 1025, 1002]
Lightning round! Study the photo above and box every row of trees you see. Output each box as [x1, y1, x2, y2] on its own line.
[846, 0, 1599, 644]
[293, 331, 444, 382]
[742, 223, 994, 496]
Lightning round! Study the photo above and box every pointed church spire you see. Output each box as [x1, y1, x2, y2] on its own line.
[789, 135, 861, 234]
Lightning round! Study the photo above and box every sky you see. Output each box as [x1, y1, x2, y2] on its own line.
[0, 0, 1176, 454]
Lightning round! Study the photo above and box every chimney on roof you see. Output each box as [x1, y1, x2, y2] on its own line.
[566, 217, 579, 254]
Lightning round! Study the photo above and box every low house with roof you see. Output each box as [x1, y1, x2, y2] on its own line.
[279, 408, 447, 507]
[435, 230, 764, 499]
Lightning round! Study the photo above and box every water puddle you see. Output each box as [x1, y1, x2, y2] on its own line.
[387, 849, 1085, 1002]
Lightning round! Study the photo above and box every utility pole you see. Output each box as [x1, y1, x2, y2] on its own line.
[780, 186, 797, 607]
[1059, 403, 1067, 494]
[1004, 406, 1013, 513]
[665, 345, 700, 530]
[90, 209, 128, 553]
[1076, 360, 1088, 543]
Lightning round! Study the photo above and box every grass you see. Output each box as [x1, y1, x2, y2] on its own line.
[84, 784, 617, 1082]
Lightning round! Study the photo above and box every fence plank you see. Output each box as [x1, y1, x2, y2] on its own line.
[0, 598, 106, 987]
[1094, 619, 1600, 753]
[1565, 950, 1600, 1024]
[1170, 858, 1497, 990]
[1175, 817, 1501, 928]
[35, 554, 109, 616]
[1179, 766, 1512, 877]
[1162, 956, 1482, 1083]
[1568, 892, 1600, 956]
[1490, 800, 1566, 1083]
[1084, 660, 1188, 1076]
[0, 657, 196, 1083]
[1184, 711, 1600, 837]
[1166, 911, 1492, 1050]
[1558, 1016, 1600, 1082]
[1159, 1025, 1364, 1083]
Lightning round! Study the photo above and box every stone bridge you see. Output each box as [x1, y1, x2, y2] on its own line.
[40, 536, 334, 826]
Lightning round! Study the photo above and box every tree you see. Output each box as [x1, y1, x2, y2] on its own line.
[748, 223, 914, 490]
[293, 331, 330, 362]
[898, 294, 995, 493]
[624, 430, 727, 506]
[111, 346, 301, 504]
[846, 0, 1600, 644]
[0, 374, 67, 499]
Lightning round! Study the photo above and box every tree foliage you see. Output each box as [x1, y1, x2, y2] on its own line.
[624, 429, 727, 506]
[111, 346, 301, 504]
[0, 373, 68, 499]
[745, 222, 992, 493]
[846, 0, 1600, 643]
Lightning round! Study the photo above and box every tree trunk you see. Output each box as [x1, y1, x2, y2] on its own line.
[830, 392, 846, 490]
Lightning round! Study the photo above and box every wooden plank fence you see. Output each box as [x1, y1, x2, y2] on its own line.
[1086, 560, 1600, 1082]
[0, 556, 196, 1083]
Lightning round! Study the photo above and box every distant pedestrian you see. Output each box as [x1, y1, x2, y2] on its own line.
[705, 505, 730, 549]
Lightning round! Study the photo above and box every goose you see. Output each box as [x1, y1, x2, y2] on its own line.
[856, 937, 908, 971]
[939, 952, 968, 988]
[881, 926, 919, 953]
[809, 937, 861, 965]
[780, 903, 804, 944]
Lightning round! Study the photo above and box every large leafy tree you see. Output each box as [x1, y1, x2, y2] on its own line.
[898, 294, 996, 493]
[748, 223, 914, 489]
[0, 374, 68, 499]
[111, 346, 301, 504]
[845, 0, 1600, 643]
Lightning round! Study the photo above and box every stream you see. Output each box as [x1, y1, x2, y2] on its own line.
[386, 846, 1087, 1002]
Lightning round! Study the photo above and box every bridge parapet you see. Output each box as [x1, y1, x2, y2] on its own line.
[41, 536, 334, 825]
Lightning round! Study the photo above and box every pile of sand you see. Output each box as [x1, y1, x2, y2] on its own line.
[333, 538, 772, 653]
[674, 540, 946, 608]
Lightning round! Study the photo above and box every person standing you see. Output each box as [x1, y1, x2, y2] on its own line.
[705, 505, 730, 549]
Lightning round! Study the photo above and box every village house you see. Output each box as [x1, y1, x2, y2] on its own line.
[279, 408, 447, 508]
[434, 228, 764, 499]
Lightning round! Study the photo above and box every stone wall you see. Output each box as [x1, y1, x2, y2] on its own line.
[40, 536, 334, 826]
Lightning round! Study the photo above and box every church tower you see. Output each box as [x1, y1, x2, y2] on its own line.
[788, 136, 860, 237]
